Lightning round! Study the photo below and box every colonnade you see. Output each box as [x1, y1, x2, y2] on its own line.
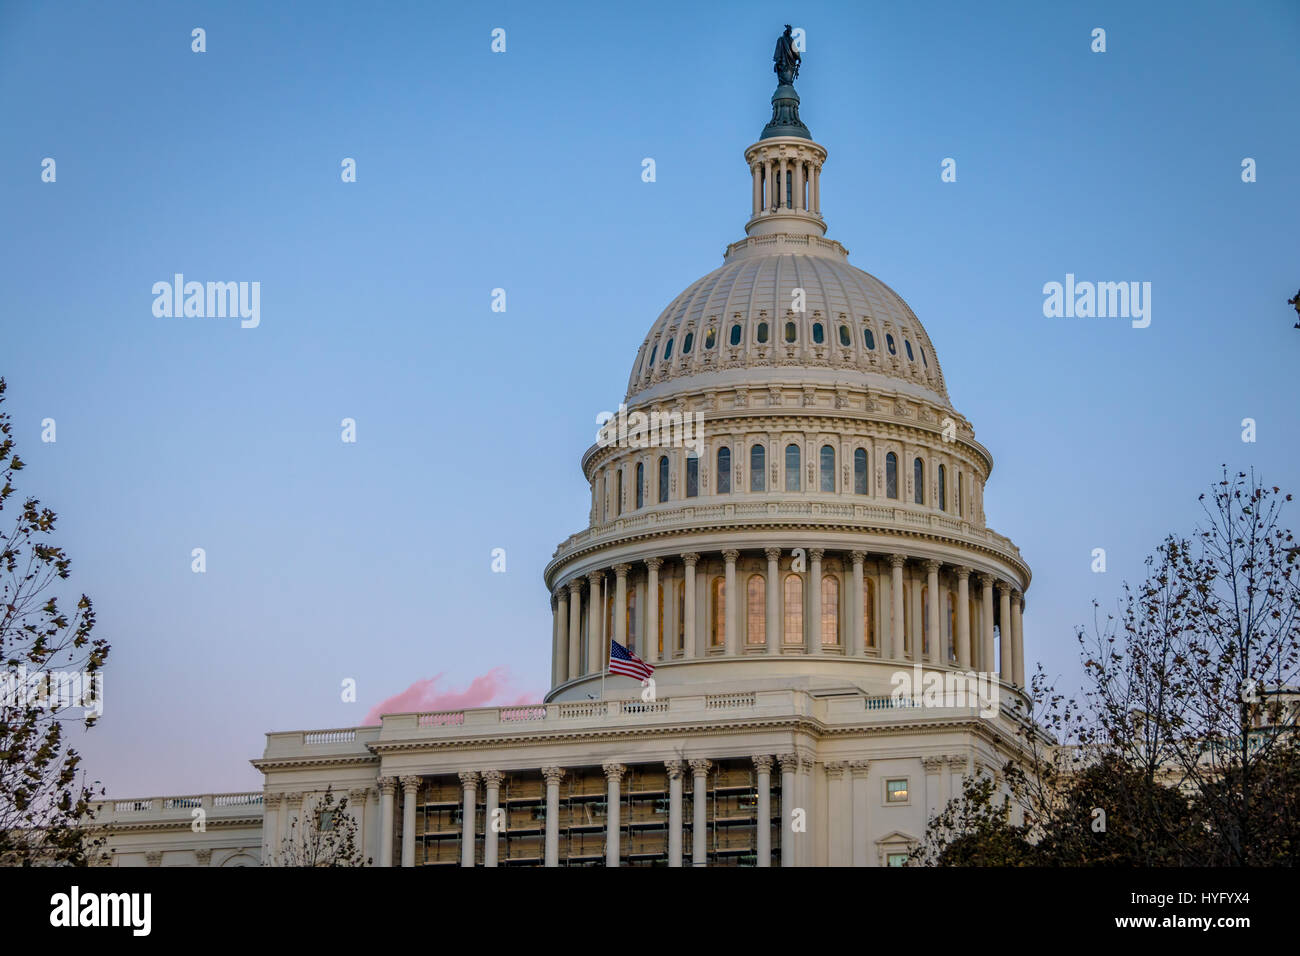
[750, 154, 821, 217]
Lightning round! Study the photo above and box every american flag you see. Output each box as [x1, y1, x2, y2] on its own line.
[608, 639, 654, 681]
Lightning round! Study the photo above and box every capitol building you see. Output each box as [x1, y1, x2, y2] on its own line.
[93, 45, 1032, 868]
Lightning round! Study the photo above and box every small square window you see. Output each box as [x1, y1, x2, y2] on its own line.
[885, 778, 909, 803]
[886, 852, 909, 867]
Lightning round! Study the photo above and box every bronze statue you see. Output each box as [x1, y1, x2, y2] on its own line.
[774, 24, 800, 85]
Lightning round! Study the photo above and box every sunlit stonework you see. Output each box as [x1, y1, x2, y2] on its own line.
[92, 43, 1031, 868]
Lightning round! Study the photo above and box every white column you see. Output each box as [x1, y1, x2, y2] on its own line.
[1012, 593, 1025, 687]
[378, 777, 396, 868]
[850, 761, 870, 866]
[825, 763, 847, 866]
[603, 762, 626, 867]
[554, 588, 568, 685]
[911, 578, 924, 664]
[889, 554, 906, 660]
[850, 551, 866, 656]
[778, 158, 788, 209]
[793, 159, 805, 211]
[956, 567, 972, 669]
[482, 770, 503, 867]
[998, 582, 1013, 683]
[923, 757, 944, 821]
[925, 560, 942, 665]
[807, 548, 823, 654]
[723, 549, 739, 655]
[765, 547, 781, 654]
[751, 163, 761, 217]
[778, 753, 798, 867]
[587, 571, 604, 674]
[681, 553, 699, 659]
[458, 771, 478, 867]
[542, 766, 563, 868]
[262, 793, 281, 864]
[567, 580, 582, 680]
[980, 574, 996, 675]
[613, 564, 630, 650]
[666, 760, 684, 867]
[644, 558, 662, 664]
[798, 758, 814, 867]
[812, 164, 821, 214]
[754, 755, 773, 867]
[400, 775, 419, 867]
[690, 759, 711, 866]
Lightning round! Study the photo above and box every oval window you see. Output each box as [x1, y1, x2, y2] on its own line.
[649, 344, 658, 366]
[785, 321, 797, 343]
[664, 338, 674, 360]
[683, 332, 694, 354]
[886, 334, 896, 355]
[704, 327, 716, 350]
[757, 322, 769, 344]
[729, 324, 742, 346]
[864, 328, 876, 350]
[904, 340, 913, 361]
[812, 323, 824, 344]
[838, 324, 851, 347]
[920, 347, 927, 367]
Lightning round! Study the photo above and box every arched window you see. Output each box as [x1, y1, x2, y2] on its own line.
[785, 444, 801, 491]
[812, 322, 825, 344]
[820, 444, 835, 492]
[747, 575, 766, 645]
[864, 327, 876, 350]
[710, 577, 725, 647]
[686, 455, 699, 498]
[821, 575, 840, 645]
[750, 444, 765, 492]
[838, 324, 851, 347]
[938, 464, 946, 511]
[783, 574, 804, 645]
[635, 462, 644, 509]
[886, 334, 896, 355]
[729, 324, 742, 346]
[757, 321, 769, 344]
[854, 448, 868, 495]
[682, 332, 694, 354]
[785, 321, 797, 343]
[716, 447, 731, 494]
[913, 458, 924, 505]
[658, 455, 669, 503]
[864, 577, 876, 649]
[664, 338, 674, 360]
[886, 452, 898, 499]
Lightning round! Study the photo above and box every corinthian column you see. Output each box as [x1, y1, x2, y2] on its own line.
[998, 582, 1013, 683]
[753, 755, 773, 867]
[777, 753, 798, 867]
[690, 759, 712, 866]
[377, 777, 396, 867]
[889, 554, 906, 660]
[765, 547, 781, 654]
[665, 760, 684, 867]
[613, 564, 630, 650]
[723, 549, 739, 655]
[541, 766, 564, 868]
[807, 548, 824, 654]
[980, 574, 996, 674]
[481, 770, 503, 867]
[567, 579, 583, 680]
[956, 567, 972, 669]
[1012, 593, 1025, 686]
[644, 558, 662, 664]
[924, 560, 942, 665]
[603, 762, 626, 867]
[400, 775, 420, 867]
[850, 551, 866, 656]
[587, 571, 604, 673]
[458, 771, 478, 867]
[554, 588, 569, 685]
[681, 553, 699, 659]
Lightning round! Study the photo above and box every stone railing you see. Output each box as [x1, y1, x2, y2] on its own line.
[96, 791, 265, 823]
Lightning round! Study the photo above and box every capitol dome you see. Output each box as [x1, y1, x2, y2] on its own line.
[543, 72, 1029, 705]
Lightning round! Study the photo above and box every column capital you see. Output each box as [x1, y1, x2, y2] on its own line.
[458, 770, 480, 789]
[348, 787, 371, 803]
[848, 759, 871, 776]
[283, 791, 304, 809]
[567, 578, 584, 595]
[264, 792, 283, 810]
[602, 761, 628, 781]
[553, 586, 566, 601]
[850, 550, 867, 564]
[764, 546, 782, 561]
[194, 848, 212, 866]
[824, 761, 848, 778]
[480, 769, 505, 787]
[681, 551, 700, 568]
[997, 580, 1013, 596]
[145, 851, 162, 867]
[921, 756, 946, 773]
[978, 572, 996, 589]
[540, 766, 565, 785]
[587, 570, 603, 585]
[613, 563, 631, 579]
[377, 777, 397, 796]
[776, 752, 800, 774]
[664, 759, 685, 780]
[645, 556, 664, 573]
[922, 559, 941, 574]
[955, 565, 973, 580]
[752, 754, 774, 773]
[1013, 589, 1024, 603]
[945, 754, 968, 769]
[399, 775, 421, 793]
[808, 547, 825, 561]
[688, 758, 712, 776]
[889, 553, 907, 569]
[722, 549, 740, 563]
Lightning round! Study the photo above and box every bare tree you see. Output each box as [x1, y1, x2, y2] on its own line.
[270, 787, 370, 867]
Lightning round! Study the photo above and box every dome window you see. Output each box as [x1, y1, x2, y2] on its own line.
[750, 444, 765, 491]
[785, 444, 801, 491]
[838, 324, 851, 347]
[812, 323, 825, 344]
[757, 322, 769, 344]
[704, 327, 716, 350]
[664, 338, 674, 360]
[683, 332, 694, 354]
[885, 452, 898, 499]
[649, 344, 658, 366]
[904, 340, 914, 362]
[819, 444, 835, 492]
[854, 448, 868, 494]
[864, 328, 876, 350]
[886, 334, 896, 355]
[920, 347, 927, 367]
[784, 322, 797, 343]
[716, 447, 731, 494]
[913, 457, 925, 505]
[729, 324, 742, 346]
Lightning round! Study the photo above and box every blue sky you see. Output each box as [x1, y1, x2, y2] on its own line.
[1, 0, 1297, 795]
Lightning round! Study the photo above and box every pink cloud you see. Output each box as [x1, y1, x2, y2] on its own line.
[362, 667, 540, 725]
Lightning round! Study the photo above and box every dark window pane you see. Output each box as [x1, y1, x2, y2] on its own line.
[886, 334, 896, 355]
[717, 447, 731, 494]
[686, 456, 698, 498]
[854, 448, 867, 494]
[820, 445, 835, 492]
[658, 455, 669, 503]
[838, 325, 851, 346]
[757, 322, 769, 344]
[904, 340, 914, 361]
[683, 332, 693, 354]
[750, 444, 765, 492]
[812, 323, 824, 344]
[729, 324, 742, 346]
[785, 322, 797, 343]
[914, 458, 924, 504]
[636, 463, 644, 509]
[664, 338, 674, 360]
[886, 452, 898, 499]
[864, 328, 875, 350]
[785, 444, 801, 491]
